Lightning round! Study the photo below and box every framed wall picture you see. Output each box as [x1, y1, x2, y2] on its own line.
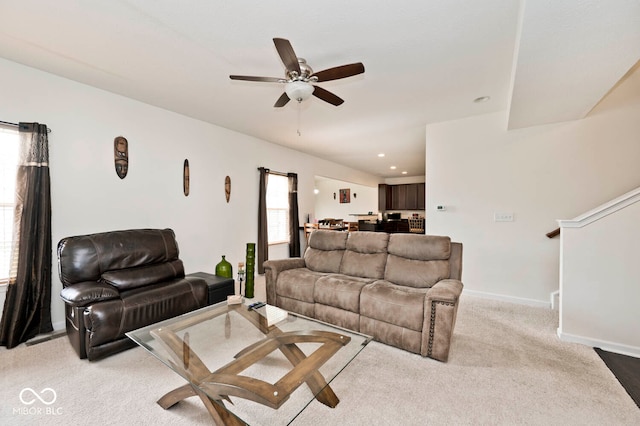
[339, 188, 350, 203]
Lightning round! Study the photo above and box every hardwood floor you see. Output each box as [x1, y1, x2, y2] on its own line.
[595, 348, 640, 409]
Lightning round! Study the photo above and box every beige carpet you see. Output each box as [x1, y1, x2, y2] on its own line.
[1, 295, 638, 425]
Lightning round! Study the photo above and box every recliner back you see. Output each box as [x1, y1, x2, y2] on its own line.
[57, 228, 180, 286]
[340, 231, 389, 279]
[304, 230, 348, 273]
[385, 234, 452, 288]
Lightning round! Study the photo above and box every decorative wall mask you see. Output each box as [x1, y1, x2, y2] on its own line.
[183, 159, 190, 196]
[225, 176, 231, 203]
[114, 136, 128, 179]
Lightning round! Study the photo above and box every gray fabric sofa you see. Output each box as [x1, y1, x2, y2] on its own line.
[264, 230, 463, 362]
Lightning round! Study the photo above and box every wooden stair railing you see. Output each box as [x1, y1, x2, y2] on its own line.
[546, 228, 560, 238]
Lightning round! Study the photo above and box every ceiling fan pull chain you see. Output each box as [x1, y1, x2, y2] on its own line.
[297, 102, 302, 136]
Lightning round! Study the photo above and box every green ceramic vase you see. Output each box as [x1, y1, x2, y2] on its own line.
[215, 255, 233, 278]
[245, 243, 255, 298]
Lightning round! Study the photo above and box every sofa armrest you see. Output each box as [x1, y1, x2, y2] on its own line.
[426, 279, 463, 303]
[263, 258, 306, 305]
[422, 279, 463, 362]
[60, 282, 120, 307]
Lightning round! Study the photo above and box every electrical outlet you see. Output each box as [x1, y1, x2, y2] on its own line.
[494, 212, 514, 222]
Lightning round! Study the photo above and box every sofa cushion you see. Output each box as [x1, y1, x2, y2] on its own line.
[101, 259, 185, 291]
[387, 234, 451, 260]
[314, 274, 374, 313]
[339, 232, 389, 279]
[276, 268, 326, 303]
[308, 229, 349, 251]
[385, 234, 451, 288]
[360, 280, 427, 332]
[385, 255, 450, 288]
[304, 230, 348, 273]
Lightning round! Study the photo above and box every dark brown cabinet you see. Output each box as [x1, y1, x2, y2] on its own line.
[417, 183, 425, 210]
[378, 184, 392, 211]
[379, 183, 425, 211]
[394, 184, 407, 209]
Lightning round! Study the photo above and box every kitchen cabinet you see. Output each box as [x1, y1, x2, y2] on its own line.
[394, 184, 407, 209]
[378, 184, 392, 211]
[379, 183, 424, 210]
[417, 183, 425, 210]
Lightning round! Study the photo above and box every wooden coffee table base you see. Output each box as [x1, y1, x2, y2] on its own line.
[158, 383, 245, 425]
[150, 307, 350, 425]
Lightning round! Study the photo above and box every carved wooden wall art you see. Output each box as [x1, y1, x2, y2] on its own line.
[183, 159, 190, 196]
[114, 136, 128, 179]
[339, 188, 351, 203]
[225, 176, 231, 203]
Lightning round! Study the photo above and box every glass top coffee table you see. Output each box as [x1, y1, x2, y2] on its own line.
[126, 301, 371, 425]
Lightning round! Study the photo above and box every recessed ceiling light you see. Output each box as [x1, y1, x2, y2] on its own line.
[402, 171, 408, 175]
[473, 96, 490, 103]
[390, 166, 397, 170]
[377, 153, 385, 158]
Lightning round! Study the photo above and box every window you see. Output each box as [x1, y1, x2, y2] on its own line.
[266, 174, 289, 244]
[0, 126, 19, 284]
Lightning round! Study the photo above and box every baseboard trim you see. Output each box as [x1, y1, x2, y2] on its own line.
[462, 289, 550, 309]
[557, 329, 640, 359]
[550, 290, 560, 311]
[26, 329, 67, 346]
[47, 320, 65, 332]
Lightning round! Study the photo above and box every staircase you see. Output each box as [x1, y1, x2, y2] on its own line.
[556, 187, 640, 358]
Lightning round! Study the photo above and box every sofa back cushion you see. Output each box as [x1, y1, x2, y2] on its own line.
[101, 259, 185, 291]
[339, 232, 389, 279]
[58, 228, 180, 286]
[385, 234, 451, 288]
[304, 230, 348, 273]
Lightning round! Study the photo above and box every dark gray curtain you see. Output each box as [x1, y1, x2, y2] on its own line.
[257, 167, 269, 274]
[0, 123, 52, 348]
[288, 173, 300, 257]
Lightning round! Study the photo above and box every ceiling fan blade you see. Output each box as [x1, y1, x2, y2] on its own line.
[273, 38, 301, 74]
[312, 86, 344, 106]
[230, 75, 284, 83]
[313, 63, 365, 82]
[274, 92, 290, 108]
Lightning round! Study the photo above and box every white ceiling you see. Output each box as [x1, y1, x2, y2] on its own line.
[0, 1, 638, 178]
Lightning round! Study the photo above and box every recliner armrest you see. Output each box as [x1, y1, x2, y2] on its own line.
[60, 282, 120, 307]
[426, 279, 463, 303]
[422, 279, 463, 362]
[263, 258, 306, 304]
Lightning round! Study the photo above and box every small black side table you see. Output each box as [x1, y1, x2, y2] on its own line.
[186, 272, 234, 305]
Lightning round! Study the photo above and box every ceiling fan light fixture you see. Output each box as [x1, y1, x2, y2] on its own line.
[285, 81, 314, 102]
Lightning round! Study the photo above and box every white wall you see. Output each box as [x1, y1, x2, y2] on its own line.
[313, 177, 378, 223]
[0, 58, 380, 330]
[559, 193, 640, 357]
[384, 176, 425, 185]
[426, 64, 640, 305]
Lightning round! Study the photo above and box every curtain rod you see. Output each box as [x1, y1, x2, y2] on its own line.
[0, 120, 52, 133]
[257, 167, 288, 177]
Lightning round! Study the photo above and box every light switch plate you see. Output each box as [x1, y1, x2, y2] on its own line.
[494, 212, 514, 222]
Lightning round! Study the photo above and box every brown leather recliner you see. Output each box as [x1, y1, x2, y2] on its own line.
[58, 228, 208, 360]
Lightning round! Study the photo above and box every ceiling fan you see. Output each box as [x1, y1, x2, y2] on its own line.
[230, 38, 365, 107]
